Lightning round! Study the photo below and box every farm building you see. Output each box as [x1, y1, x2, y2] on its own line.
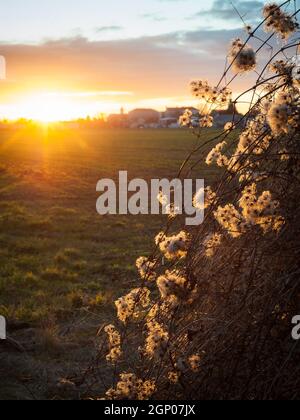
[107, 113, 129, 128]
[128, 109, 160, 128]
[106, 102, 243, 129]
[160, 107, 199, 128]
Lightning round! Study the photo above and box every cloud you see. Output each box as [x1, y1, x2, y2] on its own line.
[0, 26, 259, 108]
[96, 26, 123, 33]
[42, 91, 133, 98]
[140, 13, 167, 22]
[192, 0, 264, 23]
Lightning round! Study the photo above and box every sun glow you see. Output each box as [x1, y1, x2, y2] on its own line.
[12, 94, 90, 122]
[0, 90, 248, 122]
[2, 92, 124, 122]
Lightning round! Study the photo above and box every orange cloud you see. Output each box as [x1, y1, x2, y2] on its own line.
[0, 29, 258, 118]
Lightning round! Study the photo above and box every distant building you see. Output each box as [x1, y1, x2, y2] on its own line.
[212, 101, 243, 128]
[128, 109, 160, 128]
[161, 107, 198, 128]
[163, 107, 198, 120]
[106, 103, 243, 130]
[107, 113, 128, 128]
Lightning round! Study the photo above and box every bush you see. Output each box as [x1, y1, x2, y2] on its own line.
[93, 1, 300, 400]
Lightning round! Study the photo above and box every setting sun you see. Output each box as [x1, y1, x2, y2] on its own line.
[10, 93, 92, 122]
[0, 91, 137, 122]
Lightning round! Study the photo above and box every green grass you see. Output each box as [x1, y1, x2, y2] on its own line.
[0, 126, 220, 325]
[0, 126, 221, 399]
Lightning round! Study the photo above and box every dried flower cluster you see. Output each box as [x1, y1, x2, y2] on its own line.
[104, 324, 122, 363]
[136, 256, 156, 281]
[206, 141, 229, 167]
[203, 233, 222, 257]
[214, 203, 246, 238]
[193, 186, 217, 211]
[157, 270, 187, 299]
[106, 373, 156, 400]
[179, 109, 193, 127]
[155, 231, 189, 260]
[190, 80, 232, 105]
[115, 288, 150, 323]
[229, 38, 256, 73]
[145, 319, 169, 358]
[224, 121, 234, 132]
[200, 114, 214, 128]
[263, 3, 299, 39]
[188, 354, 201, 372]
[239, 184, 284, 233]
[168, 371, 180, 384]
[214, 184, 284, 238]
[267, 89, 300, 136]
[179, 109, 214, 128]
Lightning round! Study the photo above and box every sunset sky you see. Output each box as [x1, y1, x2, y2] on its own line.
[0, 0, 271, 121]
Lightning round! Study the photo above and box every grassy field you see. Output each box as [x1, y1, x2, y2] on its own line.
[0, 126, 218, 399]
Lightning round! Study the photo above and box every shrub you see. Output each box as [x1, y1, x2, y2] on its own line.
[93, 1, 300, 400]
